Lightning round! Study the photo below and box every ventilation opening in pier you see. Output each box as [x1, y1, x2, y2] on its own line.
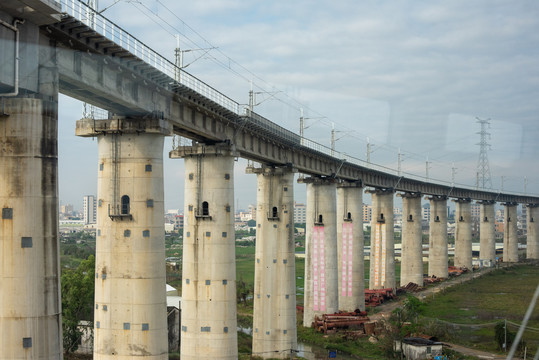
[484, 216, 488, 222]
[272, 207, 278, 218]
[531, 217, 535, 223]
[347, 212, 352, 220]
[316, 214, 323, 224]
[202, 201, 209, 216]
[408, 214, 413, 221]
[121, 195, 130, 215]
[459, 216, 464, 221]
[435, 215, 440, 222]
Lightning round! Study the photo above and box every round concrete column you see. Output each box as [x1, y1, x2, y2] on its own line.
[337, 182, 365, 312]
[249, 166, 296, 359]
[93, 131, 168, 360]
[527, 205, 539, 260]
[399, 193, 423, 286]
[428, 196, 448, 278]
[454, 199, 472, 269]
[0, 98, 62, 359]
[302, 178, 337, 327]
[479, 202, 496, 263]
[368, 189, 395, 290]
[503, 203, 519, 263]
[172, 144, 238, 359]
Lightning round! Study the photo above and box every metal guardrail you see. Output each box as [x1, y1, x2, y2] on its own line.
[59, 0, 240, 114]
[56, 0, 535, 197]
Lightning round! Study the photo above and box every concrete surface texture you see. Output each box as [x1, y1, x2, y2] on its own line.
[368, 190, 395, 290]
[479, 202, 496, 263]
[503, 204, 518, 262]
[400, 193, 424, 286]
[93, 131, 168, 359]
[527, 206, 539, 259]
[251, 167, 297, 359]
[454, 200, 472, 269]
[0, 96, 63, 360]
[176, 144, 238, 359]
[337, 183, 365, 311]
[428, 197, 448, 278]
[303, 180, 338, 327]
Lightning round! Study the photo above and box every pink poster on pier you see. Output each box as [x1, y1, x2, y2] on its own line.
[373, 223, 381, 287]
[341, 223, 348, 297]
[347, 222, 353, 296]
[318, 226, 326, 312]
[313, 225, 319, 311]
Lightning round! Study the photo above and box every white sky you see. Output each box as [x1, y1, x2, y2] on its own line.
[59, 0, 539, 211]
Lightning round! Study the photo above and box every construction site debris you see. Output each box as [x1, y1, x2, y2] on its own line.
[365, 288, 396, 307]
[313, 310, 370, 334]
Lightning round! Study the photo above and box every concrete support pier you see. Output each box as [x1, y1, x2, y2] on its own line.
[454, 199, 472, 269]
[0, 28, 63, 359]
[367, 188, 395, 290]
[337, 181, 365, 312]
[399, 192, 423, 286]
[171, 143, 238, 359]
[527, 205, 539, 259]
[0, 98, 62, 359]
[503, 203, 519, 263]
[77, 118, 170, 360]
[428, 196, 448, 278]
[301, 177, 337, 327]
[247, 165, 297, 359]
[479, 201, 496, 264]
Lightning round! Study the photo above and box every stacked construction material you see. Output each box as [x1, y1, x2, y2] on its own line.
[448, 266, 468, 276]
[365, 288, 395, 307]
[313, 310, 369, 334]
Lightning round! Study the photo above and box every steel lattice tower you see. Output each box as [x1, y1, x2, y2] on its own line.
[476, 117, 492, 189]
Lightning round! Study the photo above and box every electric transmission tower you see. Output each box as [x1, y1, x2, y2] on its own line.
[476, 117, 493, 189]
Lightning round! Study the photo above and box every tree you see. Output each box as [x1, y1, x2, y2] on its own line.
[61, 255, 95, 354]
[247, 219, 256, 227]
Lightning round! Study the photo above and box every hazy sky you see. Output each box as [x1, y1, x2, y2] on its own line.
[58, 0, 539, 211]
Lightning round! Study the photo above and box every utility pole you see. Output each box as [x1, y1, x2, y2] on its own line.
[331, 123, 336, 156]
[366, 138, 374, 167]
[525, 176, 528, 195]
[476, 117, 493, 189]
[425, 155, 431, 181]
[451, 163, 457, 187]
[299, 108, 324, 147]
[397, 149, 403, 176]
[299, 108, 304, 145]
[174, 34, 182, 81]
[248, 80, 254, 112]
[330, 122, 347, 157]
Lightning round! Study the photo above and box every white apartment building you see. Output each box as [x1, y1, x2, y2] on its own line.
[294, 202, 306, 224]
[83, 195, 97, 225]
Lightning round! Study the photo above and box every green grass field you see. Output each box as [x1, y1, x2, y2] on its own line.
[421, 264, 539, 355]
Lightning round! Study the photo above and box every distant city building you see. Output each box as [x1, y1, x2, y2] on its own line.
[393, 207, 402, 216]
[422, 203, 431, 222]
[496, 209, 504, 222]
[174, 215, 184, 232]
[60, 204, 74, 215]
[471, 203, 481, 220]
[248, 204, 256, 220]
[82, 195, 97, 225]
[294, 202, 306, 224]
[362, 203, 372, 224]
[238, 211, 253, 222]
